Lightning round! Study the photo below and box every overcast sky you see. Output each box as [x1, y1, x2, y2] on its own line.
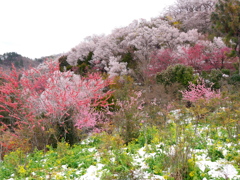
[0, 0, 176, 59]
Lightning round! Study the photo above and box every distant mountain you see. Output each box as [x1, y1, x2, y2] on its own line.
[0, 52, 42, 70]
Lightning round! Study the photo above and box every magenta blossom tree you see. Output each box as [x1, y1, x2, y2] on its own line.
[147, 48, 178, 77]
[180, 44, 232, 72]
[146, 41, 232, 77]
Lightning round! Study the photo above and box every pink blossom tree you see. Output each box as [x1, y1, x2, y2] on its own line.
[180, 78, 222, 133]
[180, 79, 221, 103]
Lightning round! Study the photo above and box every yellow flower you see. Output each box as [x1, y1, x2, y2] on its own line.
[188, 158, 195, 166]
[189, 171, 195, 177]
[163, 175, 169, 179]
[18, 165, 27, 176]
[151, 137, 159, 144]
[56, 159, 61, 164]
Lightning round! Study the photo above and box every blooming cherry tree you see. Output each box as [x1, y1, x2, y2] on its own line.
[104, 56, 129, 78]
[165, 0, 217, 33]
[64, 17, 204, 78]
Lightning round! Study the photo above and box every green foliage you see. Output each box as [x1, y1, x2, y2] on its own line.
[211, 0, 240, 48]
[58, 52, 94, 75]
[98, 133, 137, 180]
[14, 59, 23, 68]
[1, 52, 24, 68]
[230, 74, 240, 84]
[75, 51, 93, 75]
[234, 154, 240, 169]
[186, 158, 211, 180]
[221, 68, 230, 75]
[208, 146, 224, 162]
[0, 149, 28, 178]
[3, 52, 21, 59]
[121, 51, 136, 69]
[136, 126, 161, 147]
[109, 77, 144, 144]
[110, 75, 136, 100]
[54, 117, 80, 146]
[110, 91, 145, 144]
[156, 64, 195, 88]
[201, 69, 223, 89]
[58, 55, 71, 72]
[1, 113, 240, 179]
[0, 140, 99, 179]
[145, 151, 168, 176]
[211, 0, 240, 73]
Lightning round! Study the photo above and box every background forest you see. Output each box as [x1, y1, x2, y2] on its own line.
[0, 0, 240, 179]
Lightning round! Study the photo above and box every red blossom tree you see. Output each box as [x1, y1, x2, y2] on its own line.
[147, 49, 178, 77]
[205, 47, 233, 70]
[181, 44, 207, 72]
[0, 61, 112, 153]
[181, 44, 233, 72]
[147, 43, 233, 77]
[0, 66, 24, 126]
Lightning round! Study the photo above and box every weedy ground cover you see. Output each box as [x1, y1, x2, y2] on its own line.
[0, 105, 239, 179]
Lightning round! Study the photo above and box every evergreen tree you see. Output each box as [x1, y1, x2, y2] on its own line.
[211, 0, 240, 72]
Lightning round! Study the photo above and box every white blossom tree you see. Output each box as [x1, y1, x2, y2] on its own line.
[164, 0, 217, 33]
[63, 14, 206, 78]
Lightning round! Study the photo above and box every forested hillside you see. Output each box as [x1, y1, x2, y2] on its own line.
[0, 0, 239, 179]
[0, 52, 41, 70]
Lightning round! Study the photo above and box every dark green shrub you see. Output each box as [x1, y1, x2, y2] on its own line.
[230, 74, 240, 84]
[59, 55, 71, 72]
[59, 52, 94, 75]
[221, 68, 230, 75]
[121, 52, 136, 69]
[156, 64, 195, 88]
[201, 69, 223, 89]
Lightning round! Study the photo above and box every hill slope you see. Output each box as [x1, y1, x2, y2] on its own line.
[0, 52, 41, 70]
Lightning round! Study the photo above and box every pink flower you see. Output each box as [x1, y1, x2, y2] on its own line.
[181, 79, 221, 103]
